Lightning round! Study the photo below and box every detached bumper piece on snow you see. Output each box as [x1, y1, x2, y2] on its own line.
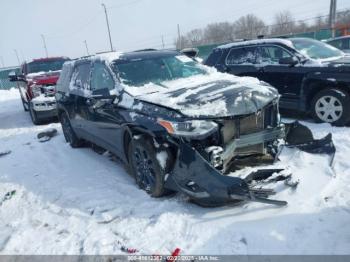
[165, 121, 336, 207]
[165, 143, 288, 207]
[283, 121, 336, 165]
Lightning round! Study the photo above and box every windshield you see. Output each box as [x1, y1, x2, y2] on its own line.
[26, 59, 69, 74]
[112, 54, 207, 86]
[290, 38, 344, 60]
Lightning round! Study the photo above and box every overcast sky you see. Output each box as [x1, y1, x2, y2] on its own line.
[0, 0, 349, 66]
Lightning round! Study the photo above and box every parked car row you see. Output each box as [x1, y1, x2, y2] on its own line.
[8, 37, 341, 206]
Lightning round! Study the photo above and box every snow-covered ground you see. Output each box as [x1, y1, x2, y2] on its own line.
[0, 88, 350, 255]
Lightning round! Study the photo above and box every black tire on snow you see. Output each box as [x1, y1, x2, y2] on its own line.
[311, 88, 350, 126]
[127, 136, 173, 197]
[60, 112, 83, 148]
[21, 97, 29, 112]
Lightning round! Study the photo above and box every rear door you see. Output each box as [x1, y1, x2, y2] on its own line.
[224, 46, 261, 77]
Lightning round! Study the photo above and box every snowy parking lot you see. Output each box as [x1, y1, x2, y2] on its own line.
[1, 88, 350, 255]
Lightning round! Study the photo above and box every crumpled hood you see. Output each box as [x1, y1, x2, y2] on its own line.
[125, 72, 279, 118]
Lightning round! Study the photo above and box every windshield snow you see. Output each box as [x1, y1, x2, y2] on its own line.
[112, 55, 207, 87]
[290, 38, 344, 60]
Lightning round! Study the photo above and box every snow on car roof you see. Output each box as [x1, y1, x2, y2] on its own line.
[94, 52, 123, 63]
[93, 50, 179, 63]
[217, 38, 294, 49]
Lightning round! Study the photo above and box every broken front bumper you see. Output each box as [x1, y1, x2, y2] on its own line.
[165, 142, 288, 207]
[165, 122, 336, 207]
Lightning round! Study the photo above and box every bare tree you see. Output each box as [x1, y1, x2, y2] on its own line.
[175, 35, 190, 50]
[203, 22, 235, 44]
[186, 29, 204, 46]
[271, 10, 297, 35]
[233, 14, 267, 39]
[337, 9, 350, 25]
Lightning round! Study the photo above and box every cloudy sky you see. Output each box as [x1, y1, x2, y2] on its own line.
[0, 0, 349, 66]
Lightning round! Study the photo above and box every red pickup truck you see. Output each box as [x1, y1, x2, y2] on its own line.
[9, 57, 70, 124]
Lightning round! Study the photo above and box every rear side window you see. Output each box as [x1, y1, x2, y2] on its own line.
[72, 63, 91, 89]
[205, 49, 223, 66]
[90, 62, 115, 91]
[56, 62, 73, 93]
[226, 46, 258, 65]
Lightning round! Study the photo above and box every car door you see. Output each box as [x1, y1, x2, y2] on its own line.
[87, 61, 124, 156]
[224, 46, 261, 78]
[69, 61, 92, 138]
[256, 45, 305, 102]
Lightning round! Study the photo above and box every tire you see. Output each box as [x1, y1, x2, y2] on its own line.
[127, 136, 171, 197]
[60, 112, 83, 148]
[21, 97, 29, 112]
[29, 102, 41, 125]
[311, 88, 350, 126]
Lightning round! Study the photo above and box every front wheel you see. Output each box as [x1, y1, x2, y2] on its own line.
[128, 137, 171, 197]
[311, 88, 350, 126]
[60, 112, 83, 148]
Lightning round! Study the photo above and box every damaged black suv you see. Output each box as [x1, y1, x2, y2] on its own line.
[56, 50, 333, 207]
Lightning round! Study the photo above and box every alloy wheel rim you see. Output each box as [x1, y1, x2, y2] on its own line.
[315, 95, 343, 123]
[133, 147, 155, 192]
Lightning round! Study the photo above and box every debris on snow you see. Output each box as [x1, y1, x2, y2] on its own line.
[0, 150, 11, 158]
[37, 128, 58, 143]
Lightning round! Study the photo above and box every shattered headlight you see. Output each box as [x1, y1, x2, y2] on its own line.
[157, 119, 218, 138]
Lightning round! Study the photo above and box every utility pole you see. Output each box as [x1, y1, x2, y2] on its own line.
[177, 24, 182, 50]
[161, 35, 165, 49]
[101, 3, 114, 52]
[41, 34, 48, 57]
[14, 49, 21, 66]
[84, 40, 90, 56]
[329, 0, 337, 37]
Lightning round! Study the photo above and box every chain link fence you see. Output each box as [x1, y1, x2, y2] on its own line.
[195, 28, 342, 60]
[0, 66, 20, 90]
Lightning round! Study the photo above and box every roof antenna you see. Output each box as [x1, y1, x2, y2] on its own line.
[257, 35, 265, 39]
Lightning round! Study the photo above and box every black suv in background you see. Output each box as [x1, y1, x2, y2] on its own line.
[326, 36, 350, 53]
[55, 50, 289, 206]
[205, 38, 350, 126]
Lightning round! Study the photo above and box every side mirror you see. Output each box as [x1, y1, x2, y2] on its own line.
[181, 48, 199, 58]
[279, 57, 299, 67]
[8, 71, 26, 82]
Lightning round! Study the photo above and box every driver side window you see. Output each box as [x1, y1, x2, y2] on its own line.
[90, 62, 115, 92]
[258, 46, 293, 65]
